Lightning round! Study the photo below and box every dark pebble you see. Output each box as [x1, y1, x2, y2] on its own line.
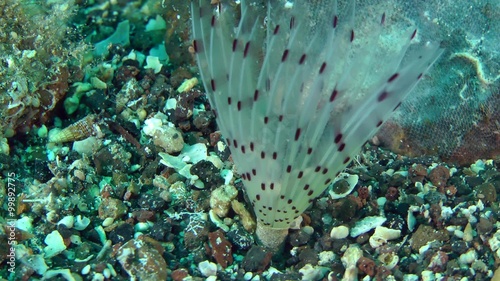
[149, 219, 173, 241]
[289, 228, 312, 247]
[109, 223, 134, 244]
[297, 248, 319, 267]
[423, 191, 446, 205]
[227, 225, 254, 250]
[137, 193, 165, 211]
[190, 160, 223, 190]
[242, 246, 273, 272]
[450, 239, 468, 255]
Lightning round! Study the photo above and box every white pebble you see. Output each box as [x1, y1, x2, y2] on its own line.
[81, 265, 91, 275]
[92, 272, 105, 281]
[102, 217, 114, 227]
[454, 230, 464, 239]
[251, 275, 260, 281]
[103, 268, 111, 279]
[446, 225, 456, 232]
[459, 249, 477, 265]
[134, 221, 151, 232]
[198, 260, 217, 277]
[330, 225, 349, 239]
[318, 251, 335, 266]
[421, 270, 435, 281]
[244, 272, 253, 280]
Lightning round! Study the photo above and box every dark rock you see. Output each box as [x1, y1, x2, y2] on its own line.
[451, 239, 469, 255]
[357, 257, 375, 277]
[269, 272, 303, 281]
[411, 225, 449, 251]
[289, 228, 312, 247]
[331, 197, 358, 223]
[297, 248, 318, 268]
[56, 225, 73, 239]
[74, 242, 97, 260]
[385, 186, 400, 201]
[171, 268, 189, 281]
[423, 191, 446, 205]
[137, 193, 165, 211]
[31, 159, 52, 182]
[476, 218, 493, 235]
[149, 218, 173, 242]
[475, 182, 497, 204]
[384, 214, 406, 232]
[116, 237, 167, 280]
[93, 146, 128, 176]
[465, 176, 484, 188]
[173, 89, 201, 123]
[132, 210, 155, 222]
[83, 89, 113, 112]
[193, 111, 215, 134]
[388, 173, 407, 187]
[109, 223, 134, 244]
[227, 225, 254, 250]
[242, 246, 273, 273]
[190, 160, 223, 190]
[408, 164, 427, 183]
[184, 218, 209, 250]
[150, 75, 170, 97]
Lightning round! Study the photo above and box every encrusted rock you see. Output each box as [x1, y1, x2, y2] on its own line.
[428, 165, 450, 189]
[231, 200, 256, 233]
[476, 217, 493, 235]
[191, 160, 223, 189]
[171, 268, 189, 281]
[427, 251, 448, 272]
[227, 224, 254, 250]
[98, 198, 128, 220]
[117, 237, 167, 280]
[208, 230, 233, 268]
[474, 182, 497, 204]
[184, 215, 209, 250]
[411, 225, 450, 251]
[357, 257, 375, 277]
[210, 184, 238, 218]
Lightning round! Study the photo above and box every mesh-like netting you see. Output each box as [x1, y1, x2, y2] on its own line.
[373, 0, 500, 165]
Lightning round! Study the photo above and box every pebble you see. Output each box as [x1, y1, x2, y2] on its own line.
[330, 225, 349, 240]
[102, 217, 114, 227]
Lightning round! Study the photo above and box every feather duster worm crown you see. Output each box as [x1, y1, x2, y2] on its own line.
[191, 0, 442, 229]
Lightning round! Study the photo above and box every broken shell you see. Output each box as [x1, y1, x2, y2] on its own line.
[49, 115, 100, 143]
[369, 226, 401, 248]
[378, 252, 399, 270]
